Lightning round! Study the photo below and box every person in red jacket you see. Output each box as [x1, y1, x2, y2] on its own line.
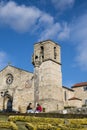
[35, 103, 42, 113]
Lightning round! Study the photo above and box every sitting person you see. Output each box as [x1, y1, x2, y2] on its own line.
[26, 102, 34, 113]
[35, 103, 42, 113]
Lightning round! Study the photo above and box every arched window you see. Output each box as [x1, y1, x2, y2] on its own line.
[64, 91, 67, 101]
[41, 46, 44, 59]
[54, 47, 56, 59]
[84, 86, 87, 91]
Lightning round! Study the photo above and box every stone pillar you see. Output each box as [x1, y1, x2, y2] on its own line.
[34, 67, 39, 107]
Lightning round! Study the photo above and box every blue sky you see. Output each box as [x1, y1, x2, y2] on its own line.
[0, 0, 87, 88]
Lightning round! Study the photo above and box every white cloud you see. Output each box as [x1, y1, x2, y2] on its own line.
[0, 1, 41, 32]
[39, 23, 61, 41]
[39, 22, 70, 41]
[58, 22, 70, 40]
[0, 1, 70, 41]
[70, 14, 87, 70]
[39, 13, 54, 26]
[71, 14, 87, 43]
[0, 51, 8, 69]
[51, 0, 75, 11]
[75, 41, 87, 70]
[0, 1, 54, 33]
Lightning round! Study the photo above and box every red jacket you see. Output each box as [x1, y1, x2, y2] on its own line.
[36, 106, 42, 112]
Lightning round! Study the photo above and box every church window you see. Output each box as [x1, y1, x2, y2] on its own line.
[54, 47, 57, 59]
[84, 86, 87, 91]
[35, 55, 38, 59]
[85, 99, 87, 105]
[41, 46, 44, 59]
[57, 104, 58, 110]
[6, 74, 13, 85]
[64, 91, 67, 101]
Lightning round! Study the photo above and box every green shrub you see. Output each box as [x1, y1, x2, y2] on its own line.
[0, 121, 18, 130]
[8, 115, 87, 130]
[25, 122, 59, 130]
[8, 115, 64, 127]
[25, 123, 35, 130]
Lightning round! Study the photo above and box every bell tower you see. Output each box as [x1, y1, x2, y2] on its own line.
[32, 40, 64, 112]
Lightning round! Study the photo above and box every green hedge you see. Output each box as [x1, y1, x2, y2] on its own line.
[8, 115, 87, 130]
[25, 123, 59, 130]
[0, 121, 18, 130]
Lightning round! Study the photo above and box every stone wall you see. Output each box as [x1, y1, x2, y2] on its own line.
[73, 86, 87, 106]
[68, 99, 82, 108]
[0, 65, 34, 113]
[62, 87, 74, 107]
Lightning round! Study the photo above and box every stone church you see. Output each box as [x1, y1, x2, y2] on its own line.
[0, 40, 87, 113]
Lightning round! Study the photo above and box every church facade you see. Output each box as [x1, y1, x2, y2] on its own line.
[0, 40, 87, 113]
